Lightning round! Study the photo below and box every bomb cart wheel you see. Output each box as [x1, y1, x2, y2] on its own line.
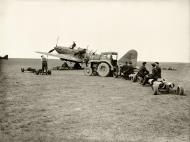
[84, 67, 93, 76]
[176, 86, 184, 95]
[35, 69, 40, 75]
[97, 63, 110, 77]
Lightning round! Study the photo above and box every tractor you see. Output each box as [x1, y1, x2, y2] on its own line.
[84, 52, 118, 77]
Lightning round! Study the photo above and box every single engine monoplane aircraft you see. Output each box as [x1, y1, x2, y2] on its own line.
[35, 40, 91, 69]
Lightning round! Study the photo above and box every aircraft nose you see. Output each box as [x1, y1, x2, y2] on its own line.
[55, 46, 61, 50]
[54, 46, 62, 53]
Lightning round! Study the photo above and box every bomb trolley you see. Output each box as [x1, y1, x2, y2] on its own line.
[21, 67, 51, 75]
[150, 79, 184, 95]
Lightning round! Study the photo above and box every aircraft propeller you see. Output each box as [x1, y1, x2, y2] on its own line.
[48, 36, 59, 53]
[48, 48, 55, 53]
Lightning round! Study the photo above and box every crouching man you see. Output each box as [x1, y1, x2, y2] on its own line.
[122, 61, 134, 80]
[137, 62, 149, 83]
[142, 63, 159, 85]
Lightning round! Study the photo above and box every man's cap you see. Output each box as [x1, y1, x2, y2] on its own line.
[151, 63, 156, 67]
[142, 62, 146, 65]
[155, 62, 159, 64]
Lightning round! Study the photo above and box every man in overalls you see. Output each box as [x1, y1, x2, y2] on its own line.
[41, 55, 48, 74]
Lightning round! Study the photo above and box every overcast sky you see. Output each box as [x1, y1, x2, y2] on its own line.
[0, 0, 189, 62]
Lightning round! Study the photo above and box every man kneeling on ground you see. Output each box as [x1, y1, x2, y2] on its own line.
[137, 62, 149, 82]
[122, 61, 134, 80]
[142, 63, 160, 85]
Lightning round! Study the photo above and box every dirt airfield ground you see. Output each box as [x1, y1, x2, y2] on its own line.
[0, 59, 190, 142]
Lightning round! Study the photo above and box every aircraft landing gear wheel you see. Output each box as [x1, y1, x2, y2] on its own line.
[84, 67, 93, 76]
[97, 63, 110, 77]
[153, 84, 159, 95]
[176, 86, 184, 95]
[73, 63, 81, 69]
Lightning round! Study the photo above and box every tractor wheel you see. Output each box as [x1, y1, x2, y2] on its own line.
[97, 63, 110, 77]
[84, 67, 93, 76]
[153, 84, 159, 95]
[176, 86, 184, 95]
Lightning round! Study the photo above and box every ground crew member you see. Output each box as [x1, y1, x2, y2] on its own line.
[142, 63, 159, 85]
[120, 61, 128, 75]
[41, 55, 48, 74]
[137, 62, 149, 80]
[84, 57, 89, 67]
[71, 41, 76, 49]
[123, 61, 134, 79]
[155, 62, 161, 78]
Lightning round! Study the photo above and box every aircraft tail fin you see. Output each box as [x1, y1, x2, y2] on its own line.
[118, 49, 138, 67]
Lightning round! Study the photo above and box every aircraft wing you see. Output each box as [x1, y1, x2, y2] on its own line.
[118, 49, 138, 67]
[35, 51, 82, 62]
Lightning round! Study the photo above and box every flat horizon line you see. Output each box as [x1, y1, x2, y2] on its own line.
[6, 57, 190, 64]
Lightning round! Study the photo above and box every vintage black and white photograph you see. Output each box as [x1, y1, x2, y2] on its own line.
[0, 0, 189, 141]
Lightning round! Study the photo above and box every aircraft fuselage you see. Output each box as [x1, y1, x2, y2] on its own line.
[54, 46, 85, 55]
